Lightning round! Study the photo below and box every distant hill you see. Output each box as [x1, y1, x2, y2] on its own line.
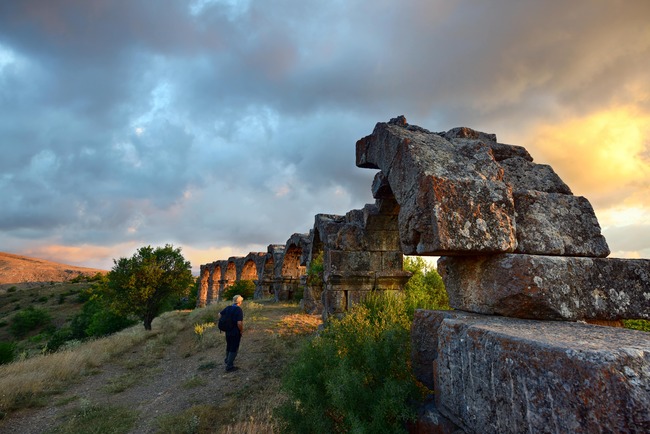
[0, 252, 107, 290]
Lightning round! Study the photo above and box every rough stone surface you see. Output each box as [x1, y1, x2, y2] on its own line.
[408, 398, 464, 434]
[357, 116, 516, 255]
[413, 310, 650, 434]
[513, 191, 610, 257]
[356, 116, 609, 257]
[439, 254, 650, 320]
[499, 157, 572, 194]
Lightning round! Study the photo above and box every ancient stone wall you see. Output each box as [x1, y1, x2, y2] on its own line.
[198, 117, 649, 433]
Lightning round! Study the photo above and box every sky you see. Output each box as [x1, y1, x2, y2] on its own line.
[1, 0, 649, 274]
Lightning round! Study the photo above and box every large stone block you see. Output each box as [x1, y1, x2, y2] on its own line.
[439, 254, 650, 320]
[399, 176, 517, 255]
[513, 191, 610, 257]
[413, 310, 650, 434]
[356, 117, 611, 257]
[500, 157, 571, 194]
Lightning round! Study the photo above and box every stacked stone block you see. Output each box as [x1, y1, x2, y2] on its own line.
[357, 116, 649, 433]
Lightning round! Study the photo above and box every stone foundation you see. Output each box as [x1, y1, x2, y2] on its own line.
[412, 310, 650, 434]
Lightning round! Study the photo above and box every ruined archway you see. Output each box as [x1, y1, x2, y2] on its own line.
[241, 259, 257, 281]
[197, 266, 210, 308]
[274, 233, 308, 301]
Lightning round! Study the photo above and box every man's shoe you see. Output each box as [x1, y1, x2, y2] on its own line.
[225, 366, 239, 372]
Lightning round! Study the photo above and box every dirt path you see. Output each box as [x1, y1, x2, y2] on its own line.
[0, 301, 320, 434]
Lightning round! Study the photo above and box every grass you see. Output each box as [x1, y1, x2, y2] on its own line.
[0, 326, 151, 412]
[47, 400, 138, 434]
[0, 299, 321, 433]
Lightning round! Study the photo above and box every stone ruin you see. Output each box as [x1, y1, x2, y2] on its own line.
[199, 116, 650, 433]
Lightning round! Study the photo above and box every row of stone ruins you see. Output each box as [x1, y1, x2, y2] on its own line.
[200, 116, 649, 433]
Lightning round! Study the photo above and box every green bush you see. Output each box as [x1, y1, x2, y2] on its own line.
[46, 327, 74, 353]
[277, 292, 424, 433]
[623, 319, 650, 332]
[7, 286, 17, 293]
[306, 252, 324, 286]
[0, 341, 16, 365]
[222, 280, 256, 301]
[71, 298, 136, 340]
[10, 306, 52, 338]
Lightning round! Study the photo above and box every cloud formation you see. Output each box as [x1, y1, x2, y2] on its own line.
[1, 0, 649, 271]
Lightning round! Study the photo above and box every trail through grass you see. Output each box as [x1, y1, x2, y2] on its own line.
[0, 299, 321, 433]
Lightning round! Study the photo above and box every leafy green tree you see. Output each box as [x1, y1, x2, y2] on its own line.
[403, 256, 449, 315]
[106, 245, 194, 330]
[222, 280, 256, 301]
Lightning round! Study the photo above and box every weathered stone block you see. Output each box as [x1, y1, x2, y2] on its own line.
[413, 310, 650, 434]
[364, 213, 399, 232]
[364, 229, 401, 251]
[328, 250, 378, 273]
[500, 157, 572, 194]
[411, 310, 459, 390]
[371, 171, 394, 199]
[439, 254, 650, 320]
[357, 117, 613, 257]
[513, 191, 610, 257]
[380, 251, 404, 271]
[399, 176, 517, 255]
[323, 289, 347, 317]
[326, 272, 375, 292]
[301, 285, 324, 315]
[374, 270, 412, 291]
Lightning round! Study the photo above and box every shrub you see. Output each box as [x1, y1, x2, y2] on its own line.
[10, 306, 52, 338]
[46, 327, 74, 353]
[0, 342, 16, 365]
[277, 292, 424, 433]
[623, 319, 650, 332]
[223, 280, 255, 301]
[306, 252, 324, 286]
[7, 286, 17, 293]
[71, 298, 136, 340]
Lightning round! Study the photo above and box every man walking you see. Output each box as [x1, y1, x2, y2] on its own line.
[220, 294, 244, 372]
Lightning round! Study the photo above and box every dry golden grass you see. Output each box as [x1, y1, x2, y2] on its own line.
[0, 326, 150, 411]
[0, 298, 322, 433]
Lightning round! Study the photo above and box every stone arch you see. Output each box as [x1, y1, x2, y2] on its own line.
[241, 260, 256, 280]
[253, 245, 282, 299]
[220, 259, 238, 300]
[197, 265, 210, 307]
[208, 261, 225, 303]
[274, 233, 309, 301]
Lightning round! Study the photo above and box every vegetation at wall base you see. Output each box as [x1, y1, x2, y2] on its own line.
[623, 319, 650, 332]
[277, 257, 447, 433]
[222, 279, 256, 301]
[277, 292, 430, 434]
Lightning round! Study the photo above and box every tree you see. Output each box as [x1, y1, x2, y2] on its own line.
[106, 244, 194, 330]
[403, 256, 449, 313]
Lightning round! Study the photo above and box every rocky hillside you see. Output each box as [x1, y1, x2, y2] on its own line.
[0, 252, 106, 290]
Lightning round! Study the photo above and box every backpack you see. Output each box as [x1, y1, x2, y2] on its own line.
[218, 306, 235, 332]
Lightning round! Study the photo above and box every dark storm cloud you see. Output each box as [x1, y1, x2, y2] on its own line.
[0, 0, 648, 268]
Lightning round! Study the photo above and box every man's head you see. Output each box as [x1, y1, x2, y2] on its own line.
[233, 295, 244, 305]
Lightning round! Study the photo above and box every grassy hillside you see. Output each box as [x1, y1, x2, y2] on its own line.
[0, 299, 321, 433]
